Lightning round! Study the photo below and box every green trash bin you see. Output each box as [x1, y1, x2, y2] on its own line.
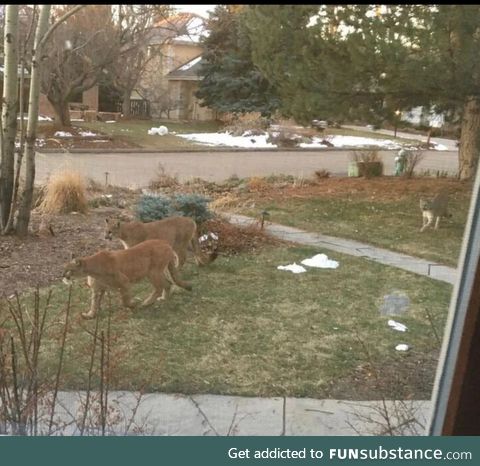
[348, 161, 359, 177]
[395, 149, 408, 176]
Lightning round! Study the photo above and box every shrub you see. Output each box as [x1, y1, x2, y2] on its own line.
[148, 163, 179, 190]
[351, 149, 381, 163]
[135, 194, 176, 222]
[402, 149, 425, 179]
[315, 169, 331, 180]
[351, 150, 383, 178]
[136, 193, 213, 224]
[247, 176, 270, 191]
[38, 170, 88, 214]
[172, 193, 213, 224]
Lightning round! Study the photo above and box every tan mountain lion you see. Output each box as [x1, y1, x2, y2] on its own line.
[63, 239, 192, 319]
[419, 191, 451, 232]
[104, 216, 217, 267]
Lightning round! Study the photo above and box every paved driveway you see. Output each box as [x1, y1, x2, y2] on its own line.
[34, 149, 458, 188]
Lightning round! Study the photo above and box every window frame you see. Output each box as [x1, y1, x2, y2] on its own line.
[428, 162, 480, 435]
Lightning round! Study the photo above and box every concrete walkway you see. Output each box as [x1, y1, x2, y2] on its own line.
[226, 214, 458, 285]
[38, 391, 431, 436]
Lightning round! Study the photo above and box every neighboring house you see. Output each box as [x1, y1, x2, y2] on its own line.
[401, 106, 445, 128]
[138, 12, 216, 121]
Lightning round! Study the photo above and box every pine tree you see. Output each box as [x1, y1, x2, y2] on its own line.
[245, 5, 480, 179]
[196, 5, 280, 116]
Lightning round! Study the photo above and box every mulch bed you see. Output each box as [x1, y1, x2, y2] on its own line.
[0, 205, 284, 297]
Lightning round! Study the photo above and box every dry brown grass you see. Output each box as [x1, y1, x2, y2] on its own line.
[147, 163, 180, 191]
[38, 170, 88, 215]
[247, 176, 270, 192]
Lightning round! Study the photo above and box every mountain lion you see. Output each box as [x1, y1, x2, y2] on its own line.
[104, 216, 217, 267]
[63, 239, 192, 319]
[419, 191, 451, 232]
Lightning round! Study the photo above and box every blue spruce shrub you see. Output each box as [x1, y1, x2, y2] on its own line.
[172, 193, 213, 224]
[135, 194, 177, 222]
[136, 193, 213, 224]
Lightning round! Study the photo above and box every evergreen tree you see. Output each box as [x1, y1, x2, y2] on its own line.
[245, 5, 480, 179]
[196, 5, 280, 116]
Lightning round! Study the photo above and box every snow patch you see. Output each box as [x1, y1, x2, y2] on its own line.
[78, 130, 98, 137]
[178, 132, 276, 148]
[277, 263, 307, 274]
[105, 120, 117, 124]
[395, 344, 410, 352]
[388, 320, 408, 332]
[54, 131, 73, 138]
[178, 131, 449, 151]
[301, 253, 339, 269]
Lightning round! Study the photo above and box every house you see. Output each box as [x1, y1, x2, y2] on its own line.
[138, 12, 216, 121]
[401, 106, 445, 128]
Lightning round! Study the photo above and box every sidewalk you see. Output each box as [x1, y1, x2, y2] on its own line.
[226, 214, 457, 285]
[40, 391, 432, 436]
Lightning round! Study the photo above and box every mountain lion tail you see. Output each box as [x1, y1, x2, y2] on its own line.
[165, 252, 192, 291]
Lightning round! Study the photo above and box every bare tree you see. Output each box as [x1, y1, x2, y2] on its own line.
[0, 5, 19, 229]
[137, 78, 180, 119]
[107, 5, 171, 119]
[40, 5, 120, 127]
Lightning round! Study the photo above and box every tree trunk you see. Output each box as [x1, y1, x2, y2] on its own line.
[0, 5, 19, 231]
[16, 6, 51, 237]
[458, 97, 480, 180]
[50, 98, 72, 127]
[121, 91, 132, 119]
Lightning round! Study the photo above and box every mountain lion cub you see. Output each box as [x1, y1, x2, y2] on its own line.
[63, 239, 192, 319]
[419, 191, 451, 232]
[104, 216, 217, 267]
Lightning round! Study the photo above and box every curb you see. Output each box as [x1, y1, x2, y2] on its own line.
[35, 147, 416, 155]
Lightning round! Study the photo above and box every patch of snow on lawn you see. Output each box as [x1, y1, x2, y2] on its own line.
[395, 344, 410, 352]
[79, 130, 98, 137]
[178, 132, 276, 148]
[301, 135, 402, 149]
[431, 143, 449, 151]
[54, 131, 73, 138]
[105, 120, 117, 123]
[388, 320, 408, 332]
[178, 131, 449, 151]
[301, 253, 339, 269]
[277, 263, 307, 274]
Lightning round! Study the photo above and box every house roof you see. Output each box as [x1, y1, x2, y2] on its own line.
[166, 55, 204, 81]
[149, 12, 207, 45]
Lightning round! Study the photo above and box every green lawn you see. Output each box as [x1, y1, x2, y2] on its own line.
[14, 244, 452, 401]
[237, 186, 471, 267]
[77, 119, 223, 150]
